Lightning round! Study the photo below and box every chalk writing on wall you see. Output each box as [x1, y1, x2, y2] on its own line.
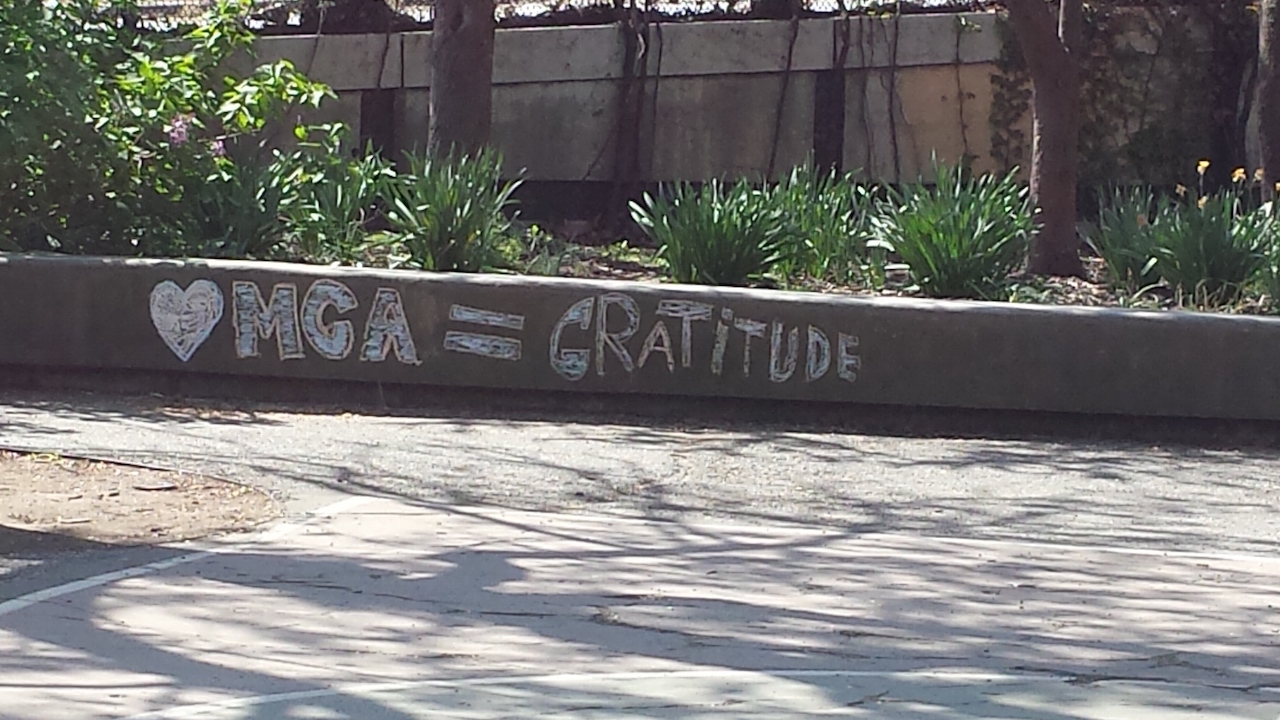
[549, 294, 860, 384]
[233, 281, 305, 360]
[149, 278, 424, 365]
[301, 279, 359, 360]
[360, 287, 421, 365]
[149, 279, 862, 387]
[149, 279, 225, 362]
[225, 280, 421, 365]
[443, 304, 526, 361]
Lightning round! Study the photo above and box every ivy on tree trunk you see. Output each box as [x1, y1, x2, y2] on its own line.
[1005, 0, 1085, 277]
[430, 0, 496, 157]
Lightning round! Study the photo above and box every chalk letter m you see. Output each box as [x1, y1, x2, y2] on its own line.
[232, 281, 305, 360]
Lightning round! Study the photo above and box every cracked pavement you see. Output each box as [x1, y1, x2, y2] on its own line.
[2, 390, 1280, 718]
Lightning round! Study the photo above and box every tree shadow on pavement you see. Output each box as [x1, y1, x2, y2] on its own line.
[7, 393, 1275, 555]
[1, 500, 1277, 719]
[217, 426, 1280, 555]
[6, 382, 1280, 450]
[0, 392, 287, 436]
[0, 525, 110, 557]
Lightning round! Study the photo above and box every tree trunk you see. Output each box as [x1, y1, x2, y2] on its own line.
[1006, 0, 1085, 277]
[429, 0, 496, 157]
[1260, 0, 1280, 200]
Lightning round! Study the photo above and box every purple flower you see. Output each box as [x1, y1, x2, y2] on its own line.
[209, 138, 226, 157]
[165, 114, 193, 146]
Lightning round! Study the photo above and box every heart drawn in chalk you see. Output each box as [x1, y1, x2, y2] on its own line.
[149, 279, 225, 362]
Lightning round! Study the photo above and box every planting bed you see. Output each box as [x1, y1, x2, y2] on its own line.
[0, 450, 277, 548]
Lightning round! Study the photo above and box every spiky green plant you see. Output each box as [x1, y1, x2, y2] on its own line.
[381, 149, 521, 272]
[282, 127, 396, 265]
[630, 179, 788, 286]
[1151, 189, 1271, 306]
[771, 164, 882, 287]
[1089, 186, 1162, 293]
[872, 163, 1032, 300]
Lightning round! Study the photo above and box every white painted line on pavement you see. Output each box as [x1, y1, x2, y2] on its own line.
[0, 495, 375, 618]
[0, 551, 210, 618]
[120, 668, 1083, 719]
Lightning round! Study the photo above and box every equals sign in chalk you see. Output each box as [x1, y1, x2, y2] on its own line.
[443, 304, 526, 361]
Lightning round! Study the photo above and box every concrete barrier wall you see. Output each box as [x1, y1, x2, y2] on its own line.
[5, 254, 1280, 420]
[242, 13, 1009, 183]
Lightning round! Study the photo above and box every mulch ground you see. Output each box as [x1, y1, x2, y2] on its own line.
[0, 450, 278, 554]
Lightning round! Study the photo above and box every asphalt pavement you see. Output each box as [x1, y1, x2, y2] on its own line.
[1, 389, 1279, 719]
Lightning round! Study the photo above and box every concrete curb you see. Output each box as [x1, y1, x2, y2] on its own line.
[3, 253, 1278, 420]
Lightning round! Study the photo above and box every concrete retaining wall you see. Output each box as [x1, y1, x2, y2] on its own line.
[4, 254, 1280, 420]
[241, 13, 1010, 183]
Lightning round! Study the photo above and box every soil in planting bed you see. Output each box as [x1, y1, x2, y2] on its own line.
[530, 239, 1276, 314]
[0, 450, 277, 554]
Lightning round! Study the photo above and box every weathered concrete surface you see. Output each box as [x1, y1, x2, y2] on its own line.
[649, 73, 816, 180]
[242, 15, 1002, 182]
[3, 390, 1279, 716]
[2, 498, 1278, 719]
[850, 63, 1002, 182]
[6, 254, 1280, 420]
[381, 16, 1002, 88]
[249, 33, 404, 91]
[2, 391, 1279, 560]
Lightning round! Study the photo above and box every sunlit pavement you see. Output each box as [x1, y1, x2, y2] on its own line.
[3, 496, 1278, 719]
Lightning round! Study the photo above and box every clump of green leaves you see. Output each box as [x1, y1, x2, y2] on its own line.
[771, 164, 882, 287]
[510, 224, 573, 276]
[630, 179, 787, 286]
[871, 163, 1032, 300]
[380, 149, 522, 272]
[164, 151, 292, 259]
[1090, 168, 1278, 308]
[0, 0, 134, 251]
[279, 125, 396, 265]
[1089, 186, 1162, 294]
[1150, 187, 1271, 307]
[1259, 202, 1280, 308]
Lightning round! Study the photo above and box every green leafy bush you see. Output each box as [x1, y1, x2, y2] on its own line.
[1088, 176, 1278, 307]
[771, 164, 881, 287]
[1089, 186, 1162, 293]
[380, 150, 521, 272]
[0, 0, 331, 255]
[513, 224, 573, 276]
[871, 163, 1033, 300]
[1, 0, 138, 250]
[630, 179, 787, 286]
